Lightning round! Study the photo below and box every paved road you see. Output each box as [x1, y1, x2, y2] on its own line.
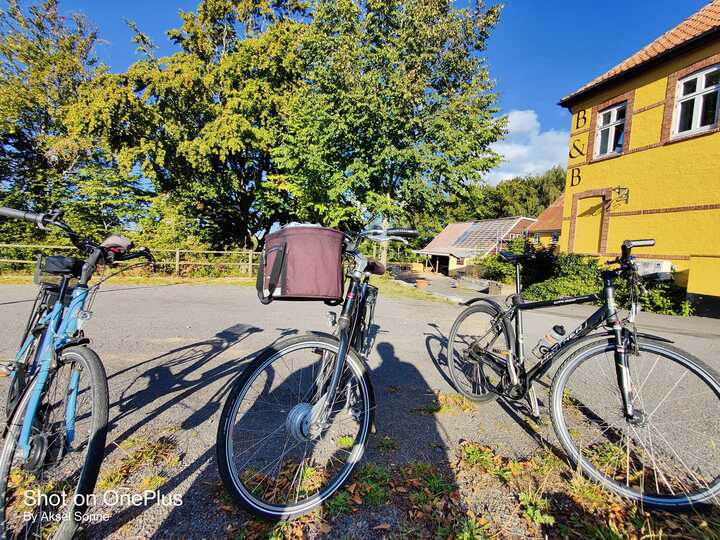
[0, 284, 718, 537]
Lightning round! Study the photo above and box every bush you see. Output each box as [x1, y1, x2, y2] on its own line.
[523, 275, 599, 300]
[522, 253, 693, 317]
[479, 255, 515, 284]
[523, 253, 601, 300]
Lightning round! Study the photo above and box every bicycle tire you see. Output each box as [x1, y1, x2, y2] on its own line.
[0, 346, 109, 539]
[550, 337, 720, 509]
[216, 334, 374, 520]
[447, 302, 514, 402]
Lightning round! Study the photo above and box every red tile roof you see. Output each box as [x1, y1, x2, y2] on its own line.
[561, 1, 720, 107]
[529, 195, 563, 233]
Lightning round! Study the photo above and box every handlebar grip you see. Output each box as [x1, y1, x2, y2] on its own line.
[623, 239, 655, 249]
[0, 206, 45, 226]
[386, 228, 418, 238]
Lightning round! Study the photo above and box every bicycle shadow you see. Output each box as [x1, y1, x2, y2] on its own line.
[115, 334, 469, 538]
[424, 321, 567, 461]
[104, 323, 263, 458]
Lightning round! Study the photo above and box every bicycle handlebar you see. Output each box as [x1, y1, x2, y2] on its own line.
[0, 206, 46, 227]
[0, 205, 155, 271]
[385, 228, 418, 238]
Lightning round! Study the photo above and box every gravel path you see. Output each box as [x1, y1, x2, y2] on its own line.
[0, 283, 717, 538]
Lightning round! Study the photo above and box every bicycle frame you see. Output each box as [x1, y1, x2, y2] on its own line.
[481, 264, 642, 421]
[311, 274, 370, 426]
[13, 276, 90, 457]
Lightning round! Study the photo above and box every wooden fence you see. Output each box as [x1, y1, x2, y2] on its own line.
[0, 243, 260, 276]
[0, 243, 421, 277]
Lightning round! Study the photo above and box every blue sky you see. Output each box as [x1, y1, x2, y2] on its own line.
[61, 0, 709, 182]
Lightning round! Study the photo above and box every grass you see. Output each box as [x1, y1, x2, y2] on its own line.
[98, 435, 179, 491]
[456, 516, 490, 540]
[356, 463, 390, 506]
[325, 491, 351, 516]
[371, 275, 452, 303]
[416, 391, 476, 415]
[460, 443, 496, 470]
[336, 435, 354, 450]
[0, 272, 255, 287]
[519, 488, 556, 527]
[376, 435, 399, 453]
[137, 474, 167, 491]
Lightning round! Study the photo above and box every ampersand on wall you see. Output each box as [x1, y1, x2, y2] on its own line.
[568, 139, 586, 159]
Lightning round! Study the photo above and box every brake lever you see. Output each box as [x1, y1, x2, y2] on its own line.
[141, 248, 157, 272]
[387, 235, 408, 245]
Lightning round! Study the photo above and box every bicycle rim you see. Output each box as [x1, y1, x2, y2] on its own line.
[448, 305, 511, 401]
[221, 337, 371, 518]
[551, 339, 720, 508]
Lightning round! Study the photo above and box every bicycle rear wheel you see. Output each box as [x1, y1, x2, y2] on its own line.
[550, 337, 720, 509]
[447, 303, 513, 401]
[216, 334, 374, 520]
[0, 346, 109, 539]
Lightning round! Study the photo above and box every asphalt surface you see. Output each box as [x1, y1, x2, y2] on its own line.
[0, 283, 718, 538]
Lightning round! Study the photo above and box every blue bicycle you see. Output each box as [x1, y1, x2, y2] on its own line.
[0, 207, 154, 539]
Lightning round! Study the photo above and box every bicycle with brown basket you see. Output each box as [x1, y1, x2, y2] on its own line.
[216, 223, 417, 519]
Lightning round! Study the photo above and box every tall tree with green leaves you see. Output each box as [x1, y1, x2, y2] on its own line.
[272, 0, 506, 232]
[482, 165, 565, 218]
[72, 0, 308, 248]
[0, 0, 149, 242]
[74, 0, 505, 247]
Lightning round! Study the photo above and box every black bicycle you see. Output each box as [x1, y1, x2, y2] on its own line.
[216, 226, 416, 519]
[448, 239, 720, 509]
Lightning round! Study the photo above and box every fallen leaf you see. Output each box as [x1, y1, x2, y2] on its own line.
[373, 523, 391, 530]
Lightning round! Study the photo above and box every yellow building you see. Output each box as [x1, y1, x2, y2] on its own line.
[559, 1, 720, 309]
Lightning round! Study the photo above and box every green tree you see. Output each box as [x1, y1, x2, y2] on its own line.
[482, 165, 565, 218]
[272, 0, 506, 232]
[72, 0, 308, 248]
[74, 0, 505, 247]
[0, 0, 149, 242]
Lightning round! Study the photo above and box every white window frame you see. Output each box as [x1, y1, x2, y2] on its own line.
[672, 64, 720, 138]
[594, 102, 627, 158]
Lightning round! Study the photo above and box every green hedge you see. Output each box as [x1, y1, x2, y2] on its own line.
[522, 252, 693, 317]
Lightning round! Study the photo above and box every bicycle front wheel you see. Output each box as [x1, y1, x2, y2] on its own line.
[216, 334, 374, 520]
[550, 337, 720, 509]
[448, 302, 514, 402]
[0, 346, 109, 539]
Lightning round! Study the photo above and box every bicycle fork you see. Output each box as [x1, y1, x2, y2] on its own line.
[613, 325, 640, 423]
[307, 283, 358, 434]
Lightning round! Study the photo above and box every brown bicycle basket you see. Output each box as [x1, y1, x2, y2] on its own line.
[256, 224, 345, 304]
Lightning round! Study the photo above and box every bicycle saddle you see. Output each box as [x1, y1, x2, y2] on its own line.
[366, 259, 386, 275]
[498, 251, 535, 264]
[101, 235, 133, 254]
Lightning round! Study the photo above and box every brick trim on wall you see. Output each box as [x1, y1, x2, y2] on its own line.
[575, 252, 692, 261]
[634, 100, 665, 114]
[609, 203, 720, 217]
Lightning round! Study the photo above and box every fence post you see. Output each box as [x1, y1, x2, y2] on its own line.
[247, 250, 253, 276]
[175, 249, 180, 275]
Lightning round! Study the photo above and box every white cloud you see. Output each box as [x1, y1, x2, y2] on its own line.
[486, 110, 569, 184]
